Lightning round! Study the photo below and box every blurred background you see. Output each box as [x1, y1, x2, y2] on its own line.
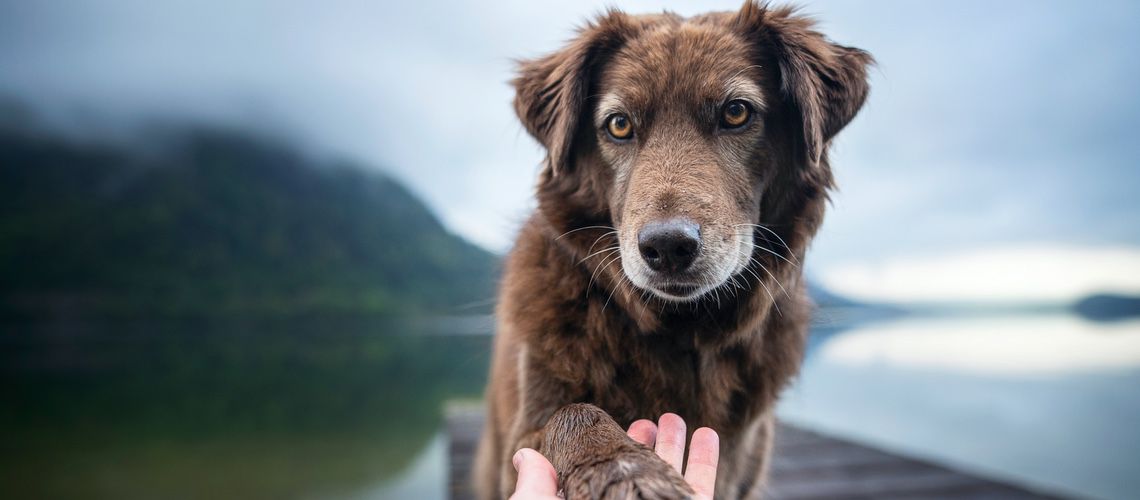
[1, 0, 1138, 499]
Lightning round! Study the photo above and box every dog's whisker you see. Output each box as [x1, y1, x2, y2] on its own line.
[584, 249, 621, 282]
[556, 225, 618, 241]
[584, 230, 619, 254]
[602, 273, 630, 314]
[588, 252, 624, 296]
[754, 272, 782, 317]
[729, 244, 787, 312]
[733, 223, 791, 254]
[735, 233, 798, 268]
[751, 256, 791, 299]
[755, 245, 797, 268]
[586, 257, 620, 299]
[734, 223, 799, 264]
[585, 251, 617, 299]
[578, 245, 621, 266]
[746, 227, 790, 256]
[735, 269, 756, 294]
[738, 253, 764, 286]
[725, 277, 741, 301]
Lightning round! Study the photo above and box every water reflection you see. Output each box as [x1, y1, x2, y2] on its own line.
[781, 314, 1140, 500]
[821, 314, 1140, 375]
[350, 434, 446, 500]
[0, 318, 490, 500]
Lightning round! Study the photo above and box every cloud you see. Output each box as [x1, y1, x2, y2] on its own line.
[820, 244, 1140, 304]
[820, 315, 1140, 376]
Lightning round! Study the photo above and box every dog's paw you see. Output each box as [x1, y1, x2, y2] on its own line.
[559, 457, 694, 500]
[541, 403, 694, 500]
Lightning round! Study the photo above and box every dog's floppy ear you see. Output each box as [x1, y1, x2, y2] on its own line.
[736, 2, 873, 165]
[513, 10, 639, 175]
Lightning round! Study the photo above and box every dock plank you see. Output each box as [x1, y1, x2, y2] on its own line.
[445, 405, 1067, 499]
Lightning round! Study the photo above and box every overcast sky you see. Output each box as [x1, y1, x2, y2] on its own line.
[2, 0, 1138, 294]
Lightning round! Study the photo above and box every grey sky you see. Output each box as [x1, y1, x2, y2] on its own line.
[2, 0, 1138, 274]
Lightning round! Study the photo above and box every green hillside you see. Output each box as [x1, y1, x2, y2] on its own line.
[0, 124, 499, 317]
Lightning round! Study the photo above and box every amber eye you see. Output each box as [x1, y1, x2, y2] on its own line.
[721, 100, 751, 128]
[606, 114, 633, 140]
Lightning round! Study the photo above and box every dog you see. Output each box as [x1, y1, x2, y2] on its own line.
[475, 2, 871, 498]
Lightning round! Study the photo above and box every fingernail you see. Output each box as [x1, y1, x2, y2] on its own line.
[512, 449, 524, 470]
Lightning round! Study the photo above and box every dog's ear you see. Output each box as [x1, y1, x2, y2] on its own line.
[736, 2, 873, 165]
[513, 10, 639, 176]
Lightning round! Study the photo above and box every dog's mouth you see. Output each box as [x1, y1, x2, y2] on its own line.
[657, 283, 702, 299]
[642, 278, 727, 302]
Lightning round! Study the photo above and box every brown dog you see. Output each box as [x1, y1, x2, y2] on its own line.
[475, 1, 872, 498]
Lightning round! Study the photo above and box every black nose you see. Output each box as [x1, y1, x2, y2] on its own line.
[638, 219, 701, 273]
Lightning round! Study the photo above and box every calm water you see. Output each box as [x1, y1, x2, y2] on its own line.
[2, 314, 1138, 499]
[0, 317, 491, 500]
[782, 314, 1140, 500]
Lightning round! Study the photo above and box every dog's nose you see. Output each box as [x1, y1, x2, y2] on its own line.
[638, 219, 701, 273]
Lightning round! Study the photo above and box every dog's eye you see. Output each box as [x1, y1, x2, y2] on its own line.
[720, 100, 751, 129]
[606, 114, 633, 140]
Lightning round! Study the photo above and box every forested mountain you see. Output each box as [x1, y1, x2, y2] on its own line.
[0, 123, 498, 317]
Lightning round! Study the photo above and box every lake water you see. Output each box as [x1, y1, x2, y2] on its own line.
[2, 313, 1137, 499]
[781, 314, 1140, 500]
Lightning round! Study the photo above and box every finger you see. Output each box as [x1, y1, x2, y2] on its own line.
[684, 427, 720, 500]
[655, 413, 687, 473]
[512, 448, 559, 497]
[627, 419, 658, 447]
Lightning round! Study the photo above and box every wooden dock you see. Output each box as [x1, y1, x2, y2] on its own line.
[446, 405, 1068, 499]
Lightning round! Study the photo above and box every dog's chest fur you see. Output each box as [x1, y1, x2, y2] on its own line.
[587, 331, 762, 434]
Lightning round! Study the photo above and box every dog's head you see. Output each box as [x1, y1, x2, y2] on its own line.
[516, 2, 871, 304]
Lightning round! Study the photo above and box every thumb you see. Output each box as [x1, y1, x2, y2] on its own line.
[511, 448, 559, 497]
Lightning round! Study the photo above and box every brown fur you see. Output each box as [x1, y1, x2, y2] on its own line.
[541, 404, 693, 499]
[475, 2, 872, 498]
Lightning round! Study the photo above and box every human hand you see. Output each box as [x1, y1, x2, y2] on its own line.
[511, 413, 719, 499]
